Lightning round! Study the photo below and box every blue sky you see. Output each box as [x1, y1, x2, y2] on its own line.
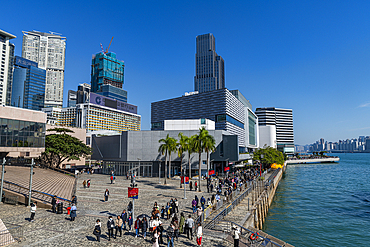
[2, 0, 370, 145]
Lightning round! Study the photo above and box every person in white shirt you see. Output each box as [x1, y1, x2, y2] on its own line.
[185, 215, 194, 240]
[233, 226, 240, 247]
[196, 223, 203, 246]
[30, 202, 37, 222]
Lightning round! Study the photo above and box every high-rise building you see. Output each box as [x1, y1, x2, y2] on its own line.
[91, 52, 127, 101]
[11, 56, 46, 111]
[255, 107, 294, 153]
[21, 31, 66, 108]
[67, 90, 77, 107]
[194, 33, 225, 93]
[0, 29, 16, 106]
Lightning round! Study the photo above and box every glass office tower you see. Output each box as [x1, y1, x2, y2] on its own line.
[194, 33, 225, 93]
[11, 56, 46, 111]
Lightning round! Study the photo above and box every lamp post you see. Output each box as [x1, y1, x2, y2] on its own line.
[28, 158, 34, 206]
[260, 154, 264, 177]
[0, 158, 6, 204]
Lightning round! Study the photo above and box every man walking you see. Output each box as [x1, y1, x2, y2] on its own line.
[232, 226, 240, 247]
[121, 210, 128, 230]
[107, 216, 115, 240]
[186, 215, 194, 240]
[104, 189, 109, 202]
[166, 224, 175, 247]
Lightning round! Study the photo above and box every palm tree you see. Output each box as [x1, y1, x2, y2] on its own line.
[193, 127, 209, 192]
[203, 134, 216, 177]
[158, 134, 175, 184]
[178, 133, 188, 188]
[187, 136, 195, 179]
[168, 136, 178, 180]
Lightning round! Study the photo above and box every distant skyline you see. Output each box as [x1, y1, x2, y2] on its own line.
[2, 0, 370, 145]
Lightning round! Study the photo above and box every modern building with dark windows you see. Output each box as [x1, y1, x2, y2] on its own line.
[0, 29, 16, 106]
[0, 105, 46, 158]
[194, 33, 225, 93]
[151, 88, 258, 152]
[11, 56, 46, 111]
[91, 52, 128, 102]
[255, 107, 294, 154]
[67, 90, 77, 107]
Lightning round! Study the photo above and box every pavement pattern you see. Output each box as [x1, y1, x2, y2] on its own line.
[0, 174, 233, 247]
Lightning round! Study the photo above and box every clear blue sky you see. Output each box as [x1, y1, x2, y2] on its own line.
[2, 0, 370, 145]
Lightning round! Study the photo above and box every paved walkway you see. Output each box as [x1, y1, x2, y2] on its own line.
[0, 174, 232, 246]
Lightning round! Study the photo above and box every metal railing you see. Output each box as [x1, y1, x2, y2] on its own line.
[218, 221, 285, 247]
[0, 222, 23, 246]
[1, 180, 71, 206]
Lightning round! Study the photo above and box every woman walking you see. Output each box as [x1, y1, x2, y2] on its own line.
[142, 217, 148, 239]
[152, 228, 160, 247]
[93, 219, 101, 242]
[104, 189, 109, 202]
[30, 202, 37, 222]
[196, 223, 203, 246]
[179, 212, 185, 234]
[70, 203, 77, 221]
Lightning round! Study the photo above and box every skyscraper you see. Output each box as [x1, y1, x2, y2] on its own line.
[194, 33, 225, 93]
[91, 52, 127, 102]
[0, 29, 16, 106]
[21, 31, 66, 108]
[11, 56, 46, 111]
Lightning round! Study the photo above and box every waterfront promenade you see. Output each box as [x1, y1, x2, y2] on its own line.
[0, 174, 232, 246]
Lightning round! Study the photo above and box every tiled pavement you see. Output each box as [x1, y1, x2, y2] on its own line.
[1, 174, 233, 246]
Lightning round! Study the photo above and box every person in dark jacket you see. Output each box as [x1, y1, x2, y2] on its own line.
[71, 195, 77, 205]
[128, 214, 133, 232]
[93, 219, 101, 242]
[195, 195, 199, 208]
[157, 223, 164, 244]
[51, 196, 57, 213]
[104, 189, 109, 202]
[107, 216, 115, 240]
[127, 201, 133, 214]
[141, 217, 148, 239]
[70, 204, 77, 221]
[189, 181, 193, 191]
[200, 196, 206, 211]
[121, 210, 128, 230]
[166, 224, 175, 247]
[134, 217, 141, 238]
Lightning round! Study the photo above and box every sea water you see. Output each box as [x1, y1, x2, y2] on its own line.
[263, 153, 370, 247]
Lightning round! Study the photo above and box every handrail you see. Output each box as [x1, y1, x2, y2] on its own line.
[219, 220, 284, 247]
[1, 179, 71, 204]
[38, 164, 75, 176]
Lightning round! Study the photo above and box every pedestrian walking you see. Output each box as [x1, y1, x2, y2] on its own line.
[128, 214, 133, 232]
[200, 196, 206, 211]
[128, 201, 133, 214]
[104, 189, 109, 202]
[142, 217, 148, 239]
[190, 181, 193, 191]
[51, 195, 57, 213]
[93, 219, 101, 242]
[195, 195, 199, 207]
[232, 225, 240, 247]
[172, 216, 179, 241]
[195, 181, 198, 191]
[174, 198, 179, 213]
[30, 202, 37, 222]
[70, 204, 77, 221]
[87, 179, 91, 188]
[83, 180, 87, 188]
[166, 224, 175, 247]
[71, 195, 77, 205]
[196, 223, 203, 246]
[152, 228, 160, 247]
[110, 175, 114, 184]
[157, 223, 164, 244]
[115, 215, 123, 237]
[192, 198, 197, 213]
[186, 215, 194, 240]
[134, 217, 141, 238]
[196, 206, 203, 223]
[107, 216, 115, 240]
[179, 212, 185, 234]
[161, 206, 165, 219]
[121, 210, 128, 230]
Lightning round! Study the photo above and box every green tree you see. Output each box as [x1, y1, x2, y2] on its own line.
[203, 133, 216, 177]
[192, 127, 209, 192]
[40, 128, 92, 168]
[158, 134, 178, 184]
[252, 146, 285, 170]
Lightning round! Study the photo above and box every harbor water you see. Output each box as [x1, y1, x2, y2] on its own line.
[263, 153, 370, 247]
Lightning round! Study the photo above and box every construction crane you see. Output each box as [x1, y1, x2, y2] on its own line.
[99, 37, 114, 54]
